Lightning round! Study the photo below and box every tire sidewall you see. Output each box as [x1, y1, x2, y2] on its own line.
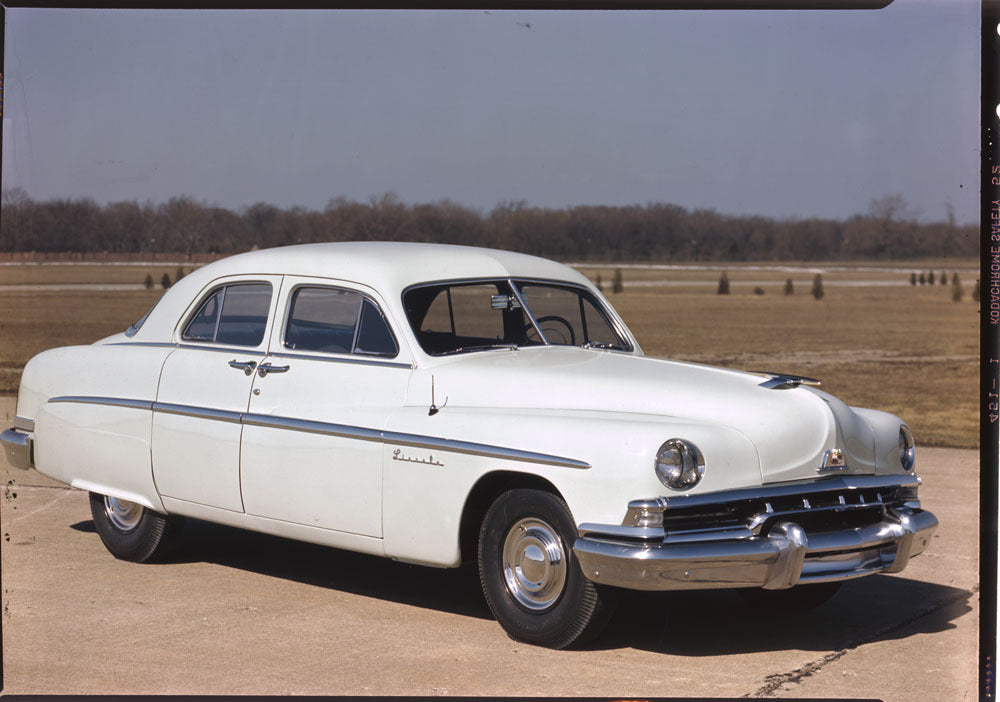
[478, 489, 596, 647]
[89, 492, 169, 563]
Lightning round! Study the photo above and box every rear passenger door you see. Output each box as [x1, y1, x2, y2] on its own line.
[240, 277, 412, 537]
[152, 276, 282, 513]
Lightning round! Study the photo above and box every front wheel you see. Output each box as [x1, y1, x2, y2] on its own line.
[89, 492, 184, 563]
[477, 489, 615, 648]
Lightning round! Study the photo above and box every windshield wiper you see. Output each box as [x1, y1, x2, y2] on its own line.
[581, 341, 623, 350]
[440, 343, 519, 356]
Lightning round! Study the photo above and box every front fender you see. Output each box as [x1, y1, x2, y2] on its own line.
[380, 405, 762, 567]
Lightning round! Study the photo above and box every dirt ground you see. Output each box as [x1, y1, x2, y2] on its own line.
[0, 399, 979, 699]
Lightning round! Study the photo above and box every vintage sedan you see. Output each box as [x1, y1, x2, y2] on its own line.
[2, 242, 937, 648]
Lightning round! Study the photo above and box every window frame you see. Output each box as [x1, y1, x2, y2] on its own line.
[278, 282, 400, 360]
[178, 280, 275, 349]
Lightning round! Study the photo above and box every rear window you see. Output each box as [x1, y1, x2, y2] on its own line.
[182, 283, 272, 347]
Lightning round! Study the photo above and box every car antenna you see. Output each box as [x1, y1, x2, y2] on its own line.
[429, 375, 448, 416]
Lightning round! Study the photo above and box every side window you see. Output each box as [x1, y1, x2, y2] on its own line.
[356, 299, 399, 357]
[182, 283, 272, 347]
[184, 289, 223, 341]
[284, 286, 398, 358]
[285, 287, 362, 353]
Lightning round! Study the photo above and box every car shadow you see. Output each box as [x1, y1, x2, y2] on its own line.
[72, 516, 973, 653]
[590, 575, 974, 655]
[154, 517, 492, 621]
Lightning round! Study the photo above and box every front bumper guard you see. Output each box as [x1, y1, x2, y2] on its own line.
[574, 502, 937, 592]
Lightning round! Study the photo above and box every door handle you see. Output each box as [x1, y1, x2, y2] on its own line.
[228, 359, 258, 376]
[257, 362, 290, 377]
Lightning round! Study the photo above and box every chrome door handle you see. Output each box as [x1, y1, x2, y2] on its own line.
[257, 362, 290, 377]
[228, 359, 258, 376]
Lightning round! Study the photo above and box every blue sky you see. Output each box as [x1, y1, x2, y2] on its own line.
[1, 2, 980, 224]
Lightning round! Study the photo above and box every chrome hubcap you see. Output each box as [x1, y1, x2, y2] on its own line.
[103, 496, 143, 532]
[501, 517, 567, 611]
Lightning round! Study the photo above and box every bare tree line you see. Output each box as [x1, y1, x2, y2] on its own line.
[0, 189, 977, 261]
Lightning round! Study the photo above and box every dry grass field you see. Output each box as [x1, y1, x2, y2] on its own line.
[0, 260, 980, 449]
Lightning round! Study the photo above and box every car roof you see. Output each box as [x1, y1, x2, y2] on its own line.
[194, 242, 587, 290]
[128, 242, 594, 343]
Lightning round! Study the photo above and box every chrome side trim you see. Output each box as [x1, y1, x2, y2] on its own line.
[152, 402, 244, 424]
[109, 341, 180, 349]
[267, 351, 413, 370]
[382, 430, 590, 469]
[242, 413, 383, 442]
[49, 395, 154, 411]
[44, 395, 589, 469]
[13, 416, 35, 432]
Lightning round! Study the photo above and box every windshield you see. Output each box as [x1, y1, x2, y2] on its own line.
[403, 279, 632, 356]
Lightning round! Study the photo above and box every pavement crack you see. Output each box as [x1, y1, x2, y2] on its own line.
[745, 584, 978, 698]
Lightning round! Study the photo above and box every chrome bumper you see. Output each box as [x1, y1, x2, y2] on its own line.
[573, 477, 938, 591]
[1, 428, 34, 470]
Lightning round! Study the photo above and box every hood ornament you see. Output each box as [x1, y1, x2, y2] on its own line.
[749, 371, 822, 390]
[818, 448, 848, 473]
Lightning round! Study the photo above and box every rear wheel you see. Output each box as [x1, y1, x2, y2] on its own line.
[477, 489, 615, 648]
[739, 581, 842, 611]
[89, 492, 184, 563]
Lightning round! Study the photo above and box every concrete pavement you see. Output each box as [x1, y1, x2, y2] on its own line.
[0, 398, 979, 698]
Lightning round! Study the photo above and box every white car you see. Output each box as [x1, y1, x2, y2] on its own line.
[1, 242, 937, 648]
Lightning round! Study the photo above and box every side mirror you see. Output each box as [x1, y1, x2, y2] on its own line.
[490, 294, 521, 310]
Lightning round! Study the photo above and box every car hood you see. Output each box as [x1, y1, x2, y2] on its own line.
[416, 347, 877, 482]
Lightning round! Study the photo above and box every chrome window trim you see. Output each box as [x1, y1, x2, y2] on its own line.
[44, 395, 589, 470]
[180, 281, 274, 348]
[176, 344, 268, 356]
[280, 282, 401, 360]
[266, 351, 413, 370]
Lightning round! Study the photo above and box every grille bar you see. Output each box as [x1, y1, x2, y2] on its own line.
[655, 481, 913, 538]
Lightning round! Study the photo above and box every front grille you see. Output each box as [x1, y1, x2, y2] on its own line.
[661, 484, 907, 538]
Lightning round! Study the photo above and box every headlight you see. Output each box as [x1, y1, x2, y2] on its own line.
[899, 425, 915, 471]
[654, 439, 705, 491]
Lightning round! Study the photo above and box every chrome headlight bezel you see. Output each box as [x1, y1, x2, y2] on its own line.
[899, 424, 915, 471]
[654, 438, 705, 491]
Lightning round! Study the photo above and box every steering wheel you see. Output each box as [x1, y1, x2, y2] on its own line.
[526, 315, 576, 345]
